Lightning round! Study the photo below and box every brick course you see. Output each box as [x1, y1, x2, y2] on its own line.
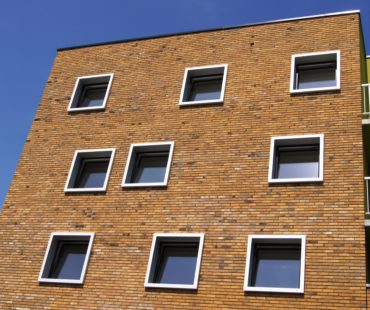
[0, 13, 367, 309]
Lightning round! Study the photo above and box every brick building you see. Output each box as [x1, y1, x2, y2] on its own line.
[1, 9, 370, 309]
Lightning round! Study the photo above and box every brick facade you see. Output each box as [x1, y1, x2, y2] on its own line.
[0, 12, 367, 309]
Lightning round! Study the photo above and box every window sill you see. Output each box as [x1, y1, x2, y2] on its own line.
[244, 286, 304, 294]
[290, 86, 340, 94]
[144, 283, 198, 290]
[179, 99, 223, 107]
[268, 177, 323, 184]
[64, 187, 107, 193]
[122, 182, 168, 188]
[38, 278, 84, 285]
[68, 106, 106, 112]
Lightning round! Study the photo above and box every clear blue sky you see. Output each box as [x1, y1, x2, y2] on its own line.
[0, 0, 369, 206]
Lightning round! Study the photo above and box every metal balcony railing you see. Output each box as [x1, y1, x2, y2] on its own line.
[365, 177, 370, 214]
[362, 84, 370, 117]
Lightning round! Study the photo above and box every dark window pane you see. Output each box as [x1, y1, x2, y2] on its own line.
[188, 76, 222, 101]
[275, 145, 319, 179]
[131, 153, 168, 183]
[297, 63, 336, 89]
[74, 158, 109, 188]
[77, 83, 108, 108]
[154, 243, 198, 285]
[49, 241, 88, 280]
[366, 228, 370, 283]
[251, 244, 301, 289]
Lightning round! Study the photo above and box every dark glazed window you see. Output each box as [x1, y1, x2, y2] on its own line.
[274, 145, 319, 179]
[130, 152, 169, 184]
[250, 243, 301, 289]
[74, 158, 110, 188]
[296, 62, 336, 90]
[187, 75, 223, 101]
[48, 240, 89, 280]
[153, 242, 199, 285]
[77, 83, 108, 108]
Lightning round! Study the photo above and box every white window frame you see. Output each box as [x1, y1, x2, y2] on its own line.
[268, 134, 324, 183]
[64, 148, 116, 192]
[38, 232, 95, 284]
[244, 235, 306, 294]
[67, 73, 114, 112]
[179, 64, 228, 106]
[290, 50, 340, 94]
[144, 233, 204, 290]
[122, 141, 174, 188]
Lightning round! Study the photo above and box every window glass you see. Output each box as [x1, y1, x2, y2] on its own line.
[154, 243, 198, 285]
[49, 241, 88, 280]
[74, 158, 110, 188]
[297, 63, 336, 89]
[251, 244, 301, 289]
[188, 76, 222, 101]
[130, 152, 168, 183]
[275, 145, 319, 179]
[77, 83, 108, 108]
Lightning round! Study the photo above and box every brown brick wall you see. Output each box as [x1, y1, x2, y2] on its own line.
[0, 13, 367, 309]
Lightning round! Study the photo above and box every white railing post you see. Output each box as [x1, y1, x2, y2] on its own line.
[365, 177, 370, 214]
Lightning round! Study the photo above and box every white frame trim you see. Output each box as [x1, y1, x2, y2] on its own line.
[38, 232, 95, 284]
[290, 50, 340, 94]
[179, 64, 228, 106]
[244, 235, 306, 294]
[122, 141, 174, 188]
[67, 73, 114, 112]
[64, 148, 116, 192]
[144, 233, 204, 290]
[268, 134, 324, 183]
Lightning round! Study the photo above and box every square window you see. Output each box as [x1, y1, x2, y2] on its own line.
[179, 64, 228, 106]
[122, 142, 174, 187]
[290, 51, 340, 93]
[68, 74, 113, 111]
[144, 233, 204, 289]
[268, 134, 324, 183]
[38, 232, 94, 284]
[65, 148, 115, 192]
[244, 235, 306, 293]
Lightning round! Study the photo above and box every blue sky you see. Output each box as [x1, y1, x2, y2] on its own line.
[0, 0, 369, 206]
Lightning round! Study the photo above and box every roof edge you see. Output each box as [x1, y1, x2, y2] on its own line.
[58, 9, 360, 52]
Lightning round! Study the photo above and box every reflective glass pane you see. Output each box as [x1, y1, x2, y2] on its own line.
[188, 79, 222, 101]
[251, 245, 301, 288]
[131, 154, 168, 183]
[276, 148, 319, 179]
[74, 159, 109, 188]
[155, 244, 198, 285]
[77, 84, 107, 107]
[297, 67, 336, 89]
[49, 242, 88, 280]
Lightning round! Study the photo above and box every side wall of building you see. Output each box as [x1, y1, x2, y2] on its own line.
[0, 13, 366, 309]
